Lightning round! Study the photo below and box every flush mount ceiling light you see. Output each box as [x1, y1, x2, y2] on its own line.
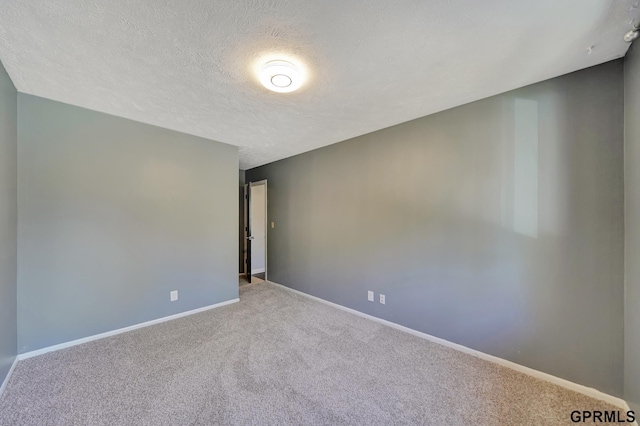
[259, 60, 304, 93]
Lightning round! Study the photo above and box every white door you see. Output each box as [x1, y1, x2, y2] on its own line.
[249, 183, 266, 274]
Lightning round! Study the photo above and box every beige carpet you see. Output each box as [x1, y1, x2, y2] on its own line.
[239, 274, 264, 286]
[0, 282, 623, 425]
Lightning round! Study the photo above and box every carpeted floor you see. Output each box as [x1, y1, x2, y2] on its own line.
[239, 274, 264, 286]
[0, 282, 622, 425]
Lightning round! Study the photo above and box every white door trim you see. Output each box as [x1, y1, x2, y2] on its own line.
[248, 179, 268, 281]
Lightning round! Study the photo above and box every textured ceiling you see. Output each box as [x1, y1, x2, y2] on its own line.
[0, 1, 637, 169]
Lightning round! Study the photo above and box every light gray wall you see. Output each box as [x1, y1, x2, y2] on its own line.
[17, 94, 239, 353]
[625, 44, 640, 412]
[248, 60, 625, 396]
[0, 61, 17, 384]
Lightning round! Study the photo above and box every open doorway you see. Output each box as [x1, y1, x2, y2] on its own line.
[241, 180, 267, 285]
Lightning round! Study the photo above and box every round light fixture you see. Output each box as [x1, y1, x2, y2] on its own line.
[259, 60, 303, 93]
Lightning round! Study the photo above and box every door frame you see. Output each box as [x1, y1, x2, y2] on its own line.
[246, 179, 268, 281]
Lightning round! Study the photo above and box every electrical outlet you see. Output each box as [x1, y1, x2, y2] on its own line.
[170, 290, 178, 301]
[368, 291, 374, 302]
[379, 294, 385, 305]
[271, 221, 275, 229]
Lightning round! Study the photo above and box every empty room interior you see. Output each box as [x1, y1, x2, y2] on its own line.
[1, 1, 640, 424]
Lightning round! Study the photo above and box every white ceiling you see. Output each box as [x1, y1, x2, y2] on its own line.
[0, 1, 636, 169]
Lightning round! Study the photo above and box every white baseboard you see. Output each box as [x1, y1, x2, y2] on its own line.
[267, 280, 633, 413]
[251, 268, 265, 274]
[0, 356, 19, 399]
[17, 298, 239, 361]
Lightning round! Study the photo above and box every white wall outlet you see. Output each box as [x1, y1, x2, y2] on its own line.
[368, 291, 374, 302]
[170, 290, 178, 301]
[271, 221, 275, 229]
[379, 294, 386, 305]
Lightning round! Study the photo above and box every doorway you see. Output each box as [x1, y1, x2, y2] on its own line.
[242, 180, 267, 285]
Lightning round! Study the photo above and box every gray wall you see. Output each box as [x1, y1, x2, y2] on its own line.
[248, 60, 625, 396]
[17, 94, 239, 353]
[625, 44, 640, 412]
[0, 61, 17, 384]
